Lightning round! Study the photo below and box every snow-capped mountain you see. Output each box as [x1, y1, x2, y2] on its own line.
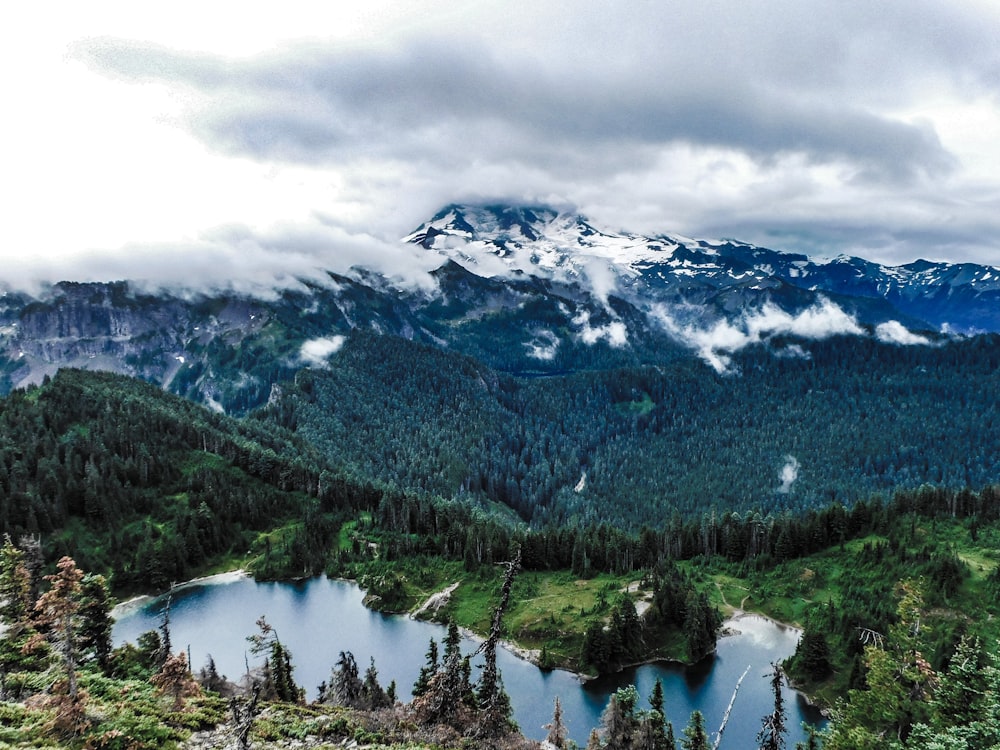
[2, 202, 998, 413]
[407, 204, 1000, 333]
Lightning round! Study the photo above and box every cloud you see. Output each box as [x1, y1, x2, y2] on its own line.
[875, 321, 933, 345]
[777, 456, 801, 494]
[651, 298, 864, 373]
[574, 311, 628, 348]
[299, 335, 345, 367]
[0, 219, 441, 297]
[77, 32, 955, 187]
[7, 0, 1000, 288]
[525, 329, 559, 361]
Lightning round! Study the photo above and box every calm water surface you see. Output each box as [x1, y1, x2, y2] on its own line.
[113, 574, 825, 746]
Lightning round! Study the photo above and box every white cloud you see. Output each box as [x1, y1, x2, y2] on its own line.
[3, 0, 1000, 292]
[651, 298, 863, 373]
[525, 329, 559, 361]
[299, 335, 345, 367]
[777, 455, 800, 494]
[875, 320, 932, 345]
[574, 311, 628, 348]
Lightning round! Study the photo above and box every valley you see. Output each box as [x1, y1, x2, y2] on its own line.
[2, 205, 1000, 748]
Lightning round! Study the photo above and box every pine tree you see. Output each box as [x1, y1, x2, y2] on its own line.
[246, 615, 300, 702]
[474, 547, 521, 738]
[362, 656, 390, 709]
[0, 536, 32, 632]
[649, 678, 665, 716]
[792, 628, 832, 681]
[30, 557, 84, 697]
[412, 637, 439, 697]
[156, 594, 173, 670]
[324, 650, 363, 707]
[603, 684, 640, 750]
[199, 654, 229, 694]
[28, 556, 89, 735]
[680, 710, 709, 750]
[78, 573, 113, 673]
[151, 651, 201, 710]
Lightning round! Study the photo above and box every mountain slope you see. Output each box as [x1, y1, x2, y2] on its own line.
[0, 368, 375, 591]
[1, 203, 997, 417]
[408, 204, 1000, 332]
[262, 329, 1000, 527]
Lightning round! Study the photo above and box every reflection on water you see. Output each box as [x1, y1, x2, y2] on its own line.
[113, 575, 824, 746]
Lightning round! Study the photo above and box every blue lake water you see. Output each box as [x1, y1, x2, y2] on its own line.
[113, 574, 825, 746]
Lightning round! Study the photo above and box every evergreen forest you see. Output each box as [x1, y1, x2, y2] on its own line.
[2, 327, 1000, 748]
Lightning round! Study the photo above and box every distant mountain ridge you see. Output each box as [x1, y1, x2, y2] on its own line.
[407, 204, 1000, 333]
[1, 203, 998, 413]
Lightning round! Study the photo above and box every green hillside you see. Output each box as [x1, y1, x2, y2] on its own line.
[0, 369, 377, 592]
[264, 330, 1000, 527]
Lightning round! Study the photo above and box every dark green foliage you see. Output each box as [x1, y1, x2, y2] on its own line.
[412, 638, 439, 698]
[78, 573, 113, 673]
[268, 331, 1000, 528]
[0, 369, 377, 592]
[681, 709, 709, 750]
[247, 616, 300, 703]
[790, 628, 832, 682]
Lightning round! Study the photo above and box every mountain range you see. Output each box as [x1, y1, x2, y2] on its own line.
[2, 203, 998, 411]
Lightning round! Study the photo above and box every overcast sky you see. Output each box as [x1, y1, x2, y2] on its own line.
[3, 0, 1000, 292]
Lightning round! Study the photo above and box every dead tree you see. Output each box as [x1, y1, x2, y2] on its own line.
[473, 544, 522, 739]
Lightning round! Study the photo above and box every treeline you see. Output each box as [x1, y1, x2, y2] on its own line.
[264, 329, 1000, 528]
[360, 478, 1000, 577]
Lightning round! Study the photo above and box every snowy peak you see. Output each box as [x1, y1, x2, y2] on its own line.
[404, 203, 1000, 333]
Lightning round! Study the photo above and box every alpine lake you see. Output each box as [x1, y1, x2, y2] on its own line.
[113, 573, 826, 747]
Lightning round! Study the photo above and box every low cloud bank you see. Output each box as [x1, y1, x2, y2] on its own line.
[651, 298, 864, 372]
[299, 335, 345, 367]
[574, 311, 628, 348]
[875, 320, 932, 345]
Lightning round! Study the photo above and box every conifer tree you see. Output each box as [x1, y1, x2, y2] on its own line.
[30, 556, 84, 697]
[151, 651, 201, 710]
[475, 546, 521, 738]
[602, 684, 640, 750]
[247, 615, 300, 702]
[0, 536, 31, 632]
[545, 696, 568, 749]
[362, 656, 390, 709]
[412, 637, 438, 697]
[680, 710, 709, 750]
[78, 573, 113, 673]
[324, 650, 363, 707]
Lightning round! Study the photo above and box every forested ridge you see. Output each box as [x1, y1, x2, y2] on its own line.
[0, 369, 381, 592]
[263, 329, 1000, 527]
[3, 329, 1000, 747]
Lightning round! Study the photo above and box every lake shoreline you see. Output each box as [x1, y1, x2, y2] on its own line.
[113, 569, 826, 746]
[114, 567, 809, 683]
